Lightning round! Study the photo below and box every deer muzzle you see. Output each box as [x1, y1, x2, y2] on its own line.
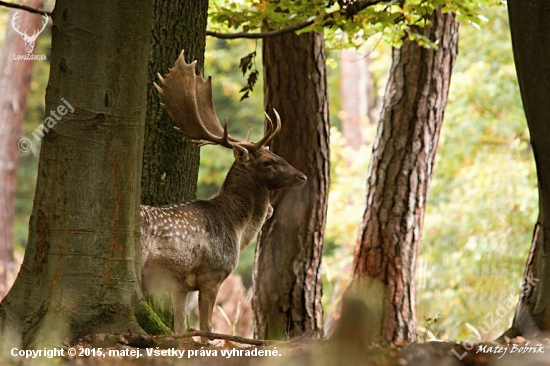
[295, 172, 307, 186]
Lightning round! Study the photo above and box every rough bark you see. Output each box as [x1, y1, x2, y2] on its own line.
[141, 0, 207, 206]
[138, 0, 208, 335]
[351, 8, 459, 343]
[0, 0, 154, 347]
[0, 0, 44, 300]
[504, 0, 550, 336]
[253, 31, 329, 340]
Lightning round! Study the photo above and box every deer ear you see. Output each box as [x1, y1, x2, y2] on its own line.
[233, 145, 250, 163]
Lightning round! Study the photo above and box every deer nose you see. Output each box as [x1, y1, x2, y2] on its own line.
[296, 173, 307, 185]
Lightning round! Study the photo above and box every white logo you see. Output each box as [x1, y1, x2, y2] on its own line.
[11, 11, 48, 54]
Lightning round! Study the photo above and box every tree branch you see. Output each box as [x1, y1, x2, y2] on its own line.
[207, 0, 388, 39]
[174, 330, 268, 346]
[0, 0, 50, 15]
[207, 18, 316, 39]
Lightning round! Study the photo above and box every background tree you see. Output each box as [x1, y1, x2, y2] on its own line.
[253, 30, 330, 340]
[0, 0, 44, 300]
[504, 0, 550, 337]
[139, 0, 209, 334]
[0, 0, 154, 347]
[141, 0, 208, 206]
[351, 7, 459, 342]
[339, 48, 379, 150]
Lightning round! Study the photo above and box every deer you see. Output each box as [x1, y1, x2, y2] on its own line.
[11, 11, 48, 54]
[140, 51, 307, 340]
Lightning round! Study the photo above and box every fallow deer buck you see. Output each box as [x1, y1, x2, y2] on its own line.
[140, 51, 307, 338]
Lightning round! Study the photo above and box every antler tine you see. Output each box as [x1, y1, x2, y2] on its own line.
[156, 51, 244, 149]
[258, 109, 282, 148]
[221, 118, 232, 146]
[236, 109, 281, 152]
[172, 116, 235, 150]
[245, 124, 252, 142]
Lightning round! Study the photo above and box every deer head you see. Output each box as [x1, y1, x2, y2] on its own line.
[11, 11, 48, 54]
[154, 51, 306, 191]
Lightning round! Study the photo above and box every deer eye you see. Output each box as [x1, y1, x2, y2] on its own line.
[262, 161, 272, 167]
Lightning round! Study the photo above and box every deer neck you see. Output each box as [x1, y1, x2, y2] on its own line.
[213, 163, 270, 224]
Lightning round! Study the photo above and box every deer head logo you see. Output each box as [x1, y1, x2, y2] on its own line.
[11, 11, 48, 54]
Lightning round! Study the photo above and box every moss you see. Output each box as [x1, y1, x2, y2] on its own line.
[136, 294, 173, 335]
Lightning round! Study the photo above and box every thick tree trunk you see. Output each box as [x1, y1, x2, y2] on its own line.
[351, 8, 459, 343]
[0, 0, 44, 300]
[253, 31, 329, 340]
[0, 1, 154, 347]
[504, 0, 550, 336]
[138, 0, 208, 335]
[141, 0, 207, 206]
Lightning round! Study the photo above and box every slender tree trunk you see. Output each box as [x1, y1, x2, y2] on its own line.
[0, 0, 44, 300]
[503, 0, 550, 337]
[340, 48, 367, 151]
[253, 31, 329, 340]
[351, 8, 459, 343]
[141, 0, 207, 206]
[0, 1, 154, 347]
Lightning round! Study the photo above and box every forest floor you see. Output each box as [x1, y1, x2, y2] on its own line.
[2, 333, 550, 366]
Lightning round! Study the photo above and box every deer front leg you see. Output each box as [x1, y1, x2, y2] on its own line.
[172, 290, 188, 335]
[198, 284, 220, 343]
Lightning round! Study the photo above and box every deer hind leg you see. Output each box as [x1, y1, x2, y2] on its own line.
[172, 290, 188, 335]
[198, 284, 220, 342]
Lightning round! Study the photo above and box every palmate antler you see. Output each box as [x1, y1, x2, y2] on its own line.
[154, 51, 280, 152]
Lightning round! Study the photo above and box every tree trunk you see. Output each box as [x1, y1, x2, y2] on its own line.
[504, 0, 550, 336]
[351, 8, 459, 343]
[0, 0, 154, 347]
[141, 0, 207, 206]
[138, 0, 208, 335]
[340, 48, 368, 151]
[253, 31, 329, 340]
[0, 0, 44, 300]
[503, 221, 542, 338]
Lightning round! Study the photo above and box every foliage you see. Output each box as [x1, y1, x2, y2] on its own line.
[209, 0, 329, 33]
[238, 51, 260, 100]
[209, 0, 504, 49]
